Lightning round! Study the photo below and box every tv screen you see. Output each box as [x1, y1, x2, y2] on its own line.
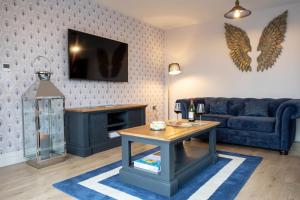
[68, 29, 128, 82]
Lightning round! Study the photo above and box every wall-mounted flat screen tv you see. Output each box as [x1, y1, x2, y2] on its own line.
[68, 29, 128, 82]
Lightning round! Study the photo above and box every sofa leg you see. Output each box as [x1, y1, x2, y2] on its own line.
[279, 150, 288, 155]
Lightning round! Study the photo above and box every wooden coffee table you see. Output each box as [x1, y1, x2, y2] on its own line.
[118, 120, 220, 197]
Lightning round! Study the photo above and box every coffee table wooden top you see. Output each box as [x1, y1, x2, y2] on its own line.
[118, 120, 220, 142]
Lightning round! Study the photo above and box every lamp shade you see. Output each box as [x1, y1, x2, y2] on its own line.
[168, 63, 181, 75]
[224, 0, 251, 19]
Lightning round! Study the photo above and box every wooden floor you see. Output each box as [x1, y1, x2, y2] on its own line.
[0, 141, 299, 200]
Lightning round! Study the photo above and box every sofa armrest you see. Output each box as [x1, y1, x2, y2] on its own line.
[276, 99, 300, 120]
[275, 100, 300, 151]
[275, 107, 297, 151]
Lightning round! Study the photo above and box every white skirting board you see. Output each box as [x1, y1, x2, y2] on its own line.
[0, 151, 26, 168]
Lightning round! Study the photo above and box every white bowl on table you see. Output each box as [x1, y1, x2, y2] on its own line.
[150, 121, 166, 131]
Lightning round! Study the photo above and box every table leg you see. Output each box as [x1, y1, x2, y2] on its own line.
[121, 137, 132, 167]
[209, 128, 217, 163]
[175, 141, 184, 149]
[160, 143, 174, 180]
[160, 142, 178, 195]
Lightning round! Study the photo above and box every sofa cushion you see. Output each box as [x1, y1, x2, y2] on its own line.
[193, 98, 205, 107]
[228, 99, 244, 116]
[209, 101, 228, 115]
[227, 116, 276, 133]
[204, 98, 214, 113]
[244, 101, 269, 117]
[201, 114, 232, 128]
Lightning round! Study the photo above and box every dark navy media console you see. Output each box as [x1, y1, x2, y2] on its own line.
[65, 104, 147, 157]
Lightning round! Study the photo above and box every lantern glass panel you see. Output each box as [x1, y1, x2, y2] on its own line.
[49, 98, 65, 155]
[37, 99, 51, 160]
[22, 99, 37, 159]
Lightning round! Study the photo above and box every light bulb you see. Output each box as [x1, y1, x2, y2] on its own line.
[234, 10, 241, 18]
[169, 70, 181, 75]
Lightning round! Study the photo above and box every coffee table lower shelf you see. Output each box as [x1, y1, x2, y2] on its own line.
[119, 126, 217, 197]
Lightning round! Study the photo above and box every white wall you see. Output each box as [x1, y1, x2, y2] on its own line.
[166, 3, 300, 141]
[0, 0, 165, 167]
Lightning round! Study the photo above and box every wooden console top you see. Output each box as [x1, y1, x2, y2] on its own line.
[65, 104, 147, 113]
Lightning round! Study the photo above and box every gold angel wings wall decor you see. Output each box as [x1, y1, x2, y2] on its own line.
[225, 23, 252, 72]
[224, 10, 288, 72]
[257, 11, 288, 72]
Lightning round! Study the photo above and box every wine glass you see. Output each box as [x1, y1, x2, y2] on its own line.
[197, 104, 205, 125]
[174, 103, 181, 121]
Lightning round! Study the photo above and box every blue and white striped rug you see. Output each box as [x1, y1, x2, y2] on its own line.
[53, 148, 262, 200]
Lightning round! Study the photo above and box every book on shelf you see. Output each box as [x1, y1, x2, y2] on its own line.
[108, 131, 120, 139]
[133, 151, 161, 173]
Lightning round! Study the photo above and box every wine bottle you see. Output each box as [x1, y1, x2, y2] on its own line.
[188, 99, 195, 122]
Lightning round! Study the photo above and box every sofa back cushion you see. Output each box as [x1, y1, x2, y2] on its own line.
[176, 97, 290, 118]
[227, 98, 289, 117]
[243, 101, 269, 117]
[204, 98, 244, 116]
[209, 101, 228, 114]
[228, 99, 244, 116]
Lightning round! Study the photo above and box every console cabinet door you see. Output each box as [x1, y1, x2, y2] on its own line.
[65, 112, 91, 156]
[127, 108, 145, 128]
[89, 112, 108, 147]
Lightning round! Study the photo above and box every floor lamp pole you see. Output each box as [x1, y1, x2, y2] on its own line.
[168, 63, 181, 120]
[168, 76, 170, 120]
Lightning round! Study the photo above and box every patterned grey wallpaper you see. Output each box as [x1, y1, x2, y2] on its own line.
[0, 0, 165, 156]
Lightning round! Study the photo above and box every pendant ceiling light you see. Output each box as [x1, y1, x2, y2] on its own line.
[224, 0, 251, 19]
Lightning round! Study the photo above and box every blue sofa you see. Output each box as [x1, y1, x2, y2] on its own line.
[176, 97, 300, 154]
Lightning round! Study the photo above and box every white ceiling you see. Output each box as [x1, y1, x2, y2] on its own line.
[97, 0, 299, 30]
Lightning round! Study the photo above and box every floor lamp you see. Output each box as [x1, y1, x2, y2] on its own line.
[168, 63, 182, 119]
